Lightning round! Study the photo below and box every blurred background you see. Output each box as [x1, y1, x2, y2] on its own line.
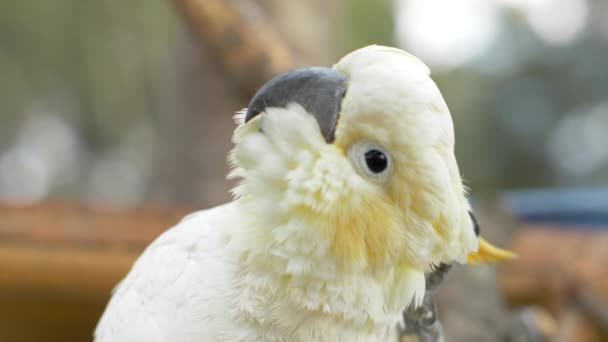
[1, 0, 607, 341]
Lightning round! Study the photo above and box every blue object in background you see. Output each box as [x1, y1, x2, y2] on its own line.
[501, 188, 608, 229]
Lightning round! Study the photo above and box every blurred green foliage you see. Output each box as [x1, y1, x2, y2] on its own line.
[341, 0, 395, 51]
[1, 0, 607, 205]
[0, 0, 175, 147]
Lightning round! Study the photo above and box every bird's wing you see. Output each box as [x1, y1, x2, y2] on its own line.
[94, 202, 239, 342]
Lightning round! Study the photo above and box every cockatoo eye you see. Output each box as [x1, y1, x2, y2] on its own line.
[365, 150, 388, 173]
[348, 142, 393, 183]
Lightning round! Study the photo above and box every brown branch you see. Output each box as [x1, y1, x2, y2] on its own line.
[575, 289, 608, 333]
[173, 0, 295, 97]
[0, 202, 192, 297]
[0, 202, 194, 341]
[499, 226, 608, 315]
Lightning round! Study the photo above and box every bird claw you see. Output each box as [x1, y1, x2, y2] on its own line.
[403, 302, 437, 328]
[397, 263, 451, 342]
[398, 304, 443, 342]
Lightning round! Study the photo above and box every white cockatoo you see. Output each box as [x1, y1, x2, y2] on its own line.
[95, 45, 513, 342]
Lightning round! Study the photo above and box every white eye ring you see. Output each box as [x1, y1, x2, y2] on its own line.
[348, 142, 393, 183]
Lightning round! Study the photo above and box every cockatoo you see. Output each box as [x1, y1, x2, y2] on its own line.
[95, 45, 514, 342]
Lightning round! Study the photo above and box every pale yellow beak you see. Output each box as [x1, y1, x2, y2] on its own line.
[467, 237, 517, 264]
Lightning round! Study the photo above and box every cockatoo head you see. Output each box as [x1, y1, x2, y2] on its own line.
[230, 46, 512, 275]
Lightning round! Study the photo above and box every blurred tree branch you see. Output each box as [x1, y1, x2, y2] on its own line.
[149, 0, 300, 204]
[500, 226, 608, 340]
[0, 202, 193, 342]
[173, 0, 295, 97]
[0, 202, 191, 296]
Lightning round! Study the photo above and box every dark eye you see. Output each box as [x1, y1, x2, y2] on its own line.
[348, 142, 393, 183]
[365, 149, 388, 173]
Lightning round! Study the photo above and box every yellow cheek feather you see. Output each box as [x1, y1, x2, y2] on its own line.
[329, 198, 401, 269]
[467, 237, 517, 264]
[319, 140, 406, 270]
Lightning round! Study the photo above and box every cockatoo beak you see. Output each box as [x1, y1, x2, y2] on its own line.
[467, 237, 517, 264]
[245, 67, 348, 143]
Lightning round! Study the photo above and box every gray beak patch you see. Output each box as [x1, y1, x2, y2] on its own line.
[244, 67, 348, 143]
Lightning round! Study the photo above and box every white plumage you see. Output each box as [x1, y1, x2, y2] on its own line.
[95, 46, 507, 342]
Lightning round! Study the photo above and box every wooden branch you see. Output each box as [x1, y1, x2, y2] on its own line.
[0, 202, 192, 298]
[575, 289, 608, 332]
[0, 244, 134, 298]
[0, 202, 190, 249]
[173, 0, 295, 97]
[0, 202, 193, 342]
[498, 226, 608, 314]
[498, 225, 608, 340]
